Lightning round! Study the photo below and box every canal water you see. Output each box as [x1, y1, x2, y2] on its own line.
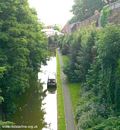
[5, 57, 57, 130]
[38, 57, 57, 130]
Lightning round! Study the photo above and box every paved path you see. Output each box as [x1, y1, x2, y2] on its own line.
[58, 50, 76, 130]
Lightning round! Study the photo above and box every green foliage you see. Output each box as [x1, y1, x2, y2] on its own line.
[0, 121, 15, 127]
[63, 27, 97, 82]
[59, 34, 73, 55]
[0, 96, 4, 104]
[60, 25, 120, 129]
[78, 25, 120, 129]
[0, 0, 47, 120]
[69, 0, 104, 23]
[100, 5, 111, 27]
[0, 67, 6, 78]
[53, 25, 61, 31]
[91, 117, 120, 130]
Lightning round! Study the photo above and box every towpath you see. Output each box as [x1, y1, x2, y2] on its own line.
[58, 50, 76, 130]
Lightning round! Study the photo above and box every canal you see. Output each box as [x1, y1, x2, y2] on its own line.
[38, 57, 57, 130]
[5, 57, 57, 130]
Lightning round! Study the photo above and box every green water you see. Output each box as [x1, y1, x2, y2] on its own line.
[4, 80, 47, 130]
[2, 57, 57, 130]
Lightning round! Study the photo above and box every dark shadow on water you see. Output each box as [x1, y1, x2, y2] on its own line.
[5, 79, 47, 130]
[47, 86, 57, 94]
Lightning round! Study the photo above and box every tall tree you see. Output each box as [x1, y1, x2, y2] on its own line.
[0, 0, 47, 120]
[69, 0, 104, 23]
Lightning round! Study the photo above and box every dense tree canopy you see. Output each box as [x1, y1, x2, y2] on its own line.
[69, 0, 105, 23]
[60, 25, 120, 129]
[0, 0, 47, 121]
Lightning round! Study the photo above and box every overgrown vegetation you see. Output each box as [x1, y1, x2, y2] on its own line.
[69, 0, 118, 24]
[69, 0, 105, 24]
[59, 25, 120, 129]
[62, 55, 80, 114]
[0, 0, 47, 123]
[100, 5, 111, 27]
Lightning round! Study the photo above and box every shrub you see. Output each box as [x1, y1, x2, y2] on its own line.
[100, 5, 111, 27]
[91, 117, 120, 130]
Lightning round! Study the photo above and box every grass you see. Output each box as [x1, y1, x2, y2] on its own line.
[62, 55, 69, 65]
[56, 50, 66, 130]
[68, 83, 80, 114]
[62, 55, 80, 114]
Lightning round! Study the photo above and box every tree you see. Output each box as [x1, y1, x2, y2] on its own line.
[69, 0, 104, 23]
[60, 25, 120, 129]
[0, 0, 47, 121]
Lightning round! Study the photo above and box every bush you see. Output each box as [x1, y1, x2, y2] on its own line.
[60, 25, 120, 129]
[78, 110, 103, 130]
[100, 5, 111, 27]
[91, 117, 120, 130]
[75, 25, 120, 129]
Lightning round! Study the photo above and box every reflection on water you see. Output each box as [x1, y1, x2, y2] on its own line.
[38, 57, 57, 130]
[8, 79, 47, 130]
[47, 87, 56, 94]
[5, 57, 57, 130]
